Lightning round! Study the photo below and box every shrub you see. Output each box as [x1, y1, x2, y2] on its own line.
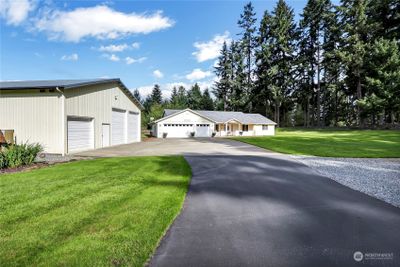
[0, 152, 6, 169]
[0, 143, 43, 169]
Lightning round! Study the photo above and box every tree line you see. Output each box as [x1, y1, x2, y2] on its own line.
[214, 0, 399, 127]
[134, 83, 214, 127]
[137, 0, 399, 128]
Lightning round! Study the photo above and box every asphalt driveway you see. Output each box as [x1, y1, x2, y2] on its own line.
[78, 138, 400, 266]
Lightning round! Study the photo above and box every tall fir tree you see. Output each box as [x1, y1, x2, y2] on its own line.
[187, 83, 203, 110]
[255, 10, 274, 117]
[176, 86, 188, 108]
[169, 86, 179, 108]
[362, 38, 400, 124]
[269, 0, 297, 126]
[150, 84, 163, 105]
[201, 89, 214, 110]
[229, 40, 246, 111]
[238, 2, 257, 111]
[337, 0, 369, 126]
[213, 41, 232, 110]
[299, 0, 331, 126]
[133, 89, 142, 103]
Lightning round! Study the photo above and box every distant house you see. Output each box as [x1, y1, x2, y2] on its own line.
[152, 108, 276, 138]
[0, 79, 143, 154]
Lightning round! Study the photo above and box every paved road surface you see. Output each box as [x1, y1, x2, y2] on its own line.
[148, 140, 400, 267]
[77, 138, 400, 266]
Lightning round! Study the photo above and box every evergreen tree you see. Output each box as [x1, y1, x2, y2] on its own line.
[362, 38, 400, 124]
[201, 88, 214, 110]
[299, 0, 331, 126]
[213, 41, 232, 110]
[230, 40, 247, 111]
[321, 4, 345, 126]
[268, 0, 297, 126]
[150, 84, 163, 105]
[169, 86, 179, 107]
[133, 89, 142, 103]
[366, 0, 400, 41]
[177, 86, 188, 108]
[187, 83, 203, 110]
[337, 0, 369, 126]
[255, 10, 273, 117]
[238, 2, 257, 111]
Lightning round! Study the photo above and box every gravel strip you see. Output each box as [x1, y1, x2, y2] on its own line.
[35, 153, 91, 163]
[291, 156, 400, 208]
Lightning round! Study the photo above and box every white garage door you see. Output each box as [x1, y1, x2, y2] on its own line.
[112, 109, 126, 145]
[127, 112, 139, 143]
[195, 124, 211, 137]
[67, 118, 94, 153]
[162, 124, 193, 138]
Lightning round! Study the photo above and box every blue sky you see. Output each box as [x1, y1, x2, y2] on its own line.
[1, 0, 313, 98]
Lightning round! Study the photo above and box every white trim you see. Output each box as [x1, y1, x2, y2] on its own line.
[58, 88, 66, 156]
[154, 108, 216, 124]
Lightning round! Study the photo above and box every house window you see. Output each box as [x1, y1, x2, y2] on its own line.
[262, 125, 269, 130]
[242, 124, 249, 131]
[215, 125, 219, 131]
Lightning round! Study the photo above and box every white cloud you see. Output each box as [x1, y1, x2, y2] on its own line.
[61, 53, 78, 61]
[0, 0, 35, 25]
[131, 42, 140, 49]
[33, 5, 174, 42]
[186, 68, 212, 81]
[192, 31, 231, 62]
[98, 42, 140, 52]
[102, 54, 120, 61]
[125, 56, 146, 64]
[99, 44, 128, 52]
[153, 69, 164, 78]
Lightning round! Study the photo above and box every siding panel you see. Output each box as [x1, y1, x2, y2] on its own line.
[0, 91, 63, 153]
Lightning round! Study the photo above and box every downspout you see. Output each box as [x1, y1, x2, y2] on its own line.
[56, 87, 66, 156]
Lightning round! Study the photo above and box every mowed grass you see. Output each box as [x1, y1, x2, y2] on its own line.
[233, 128, 400, 157]
[0, 156, 191, 266]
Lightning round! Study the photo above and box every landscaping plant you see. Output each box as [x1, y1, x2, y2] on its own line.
[0, 143, 43, 169]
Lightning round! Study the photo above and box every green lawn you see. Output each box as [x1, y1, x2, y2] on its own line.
[233, 128, 400, 157]
[0, 156, 191, 266]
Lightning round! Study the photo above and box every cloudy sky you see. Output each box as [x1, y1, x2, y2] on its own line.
[0, 0, 309, 98]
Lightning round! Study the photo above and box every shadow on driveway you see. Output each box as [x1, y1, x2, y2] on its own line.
[149, 154, 400, 267]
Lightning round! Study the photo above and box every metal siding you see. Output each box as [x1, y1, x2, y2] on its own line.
[0, 90, 63, 153]
[65, 83, 141, 149]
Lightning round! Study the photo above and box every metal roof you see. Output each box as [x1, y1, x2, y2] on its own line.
[0, 78, 144, 110]
[163, 109, 276, 125]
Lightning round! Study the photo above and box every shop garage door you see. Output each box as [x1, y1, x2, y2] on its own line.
[195, 124, 211, 137]
[127, 112, 139, 143]
[163, 124, 193, 138]
[112, 109, 126, 145]
[67, 117, 94, 153]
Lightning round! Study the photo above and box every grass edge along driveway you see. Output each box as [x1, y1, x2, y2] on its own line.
[0, 156, 191, 267]
[233, 129, 400, 158]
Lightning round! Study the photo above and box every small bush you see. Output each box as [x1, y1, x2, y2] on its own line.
[0, 152, 7, 169]
[0, 143, 43, 169]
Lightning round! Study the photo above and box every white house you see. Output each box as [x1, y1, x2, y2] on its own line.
[0, 79, 142, 154]
[152, 108, 276, 138]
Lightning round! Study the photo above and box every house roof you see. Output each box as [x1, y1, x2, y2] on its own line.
[162, 109, 276, 125]
[0, 78, 144, 110]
